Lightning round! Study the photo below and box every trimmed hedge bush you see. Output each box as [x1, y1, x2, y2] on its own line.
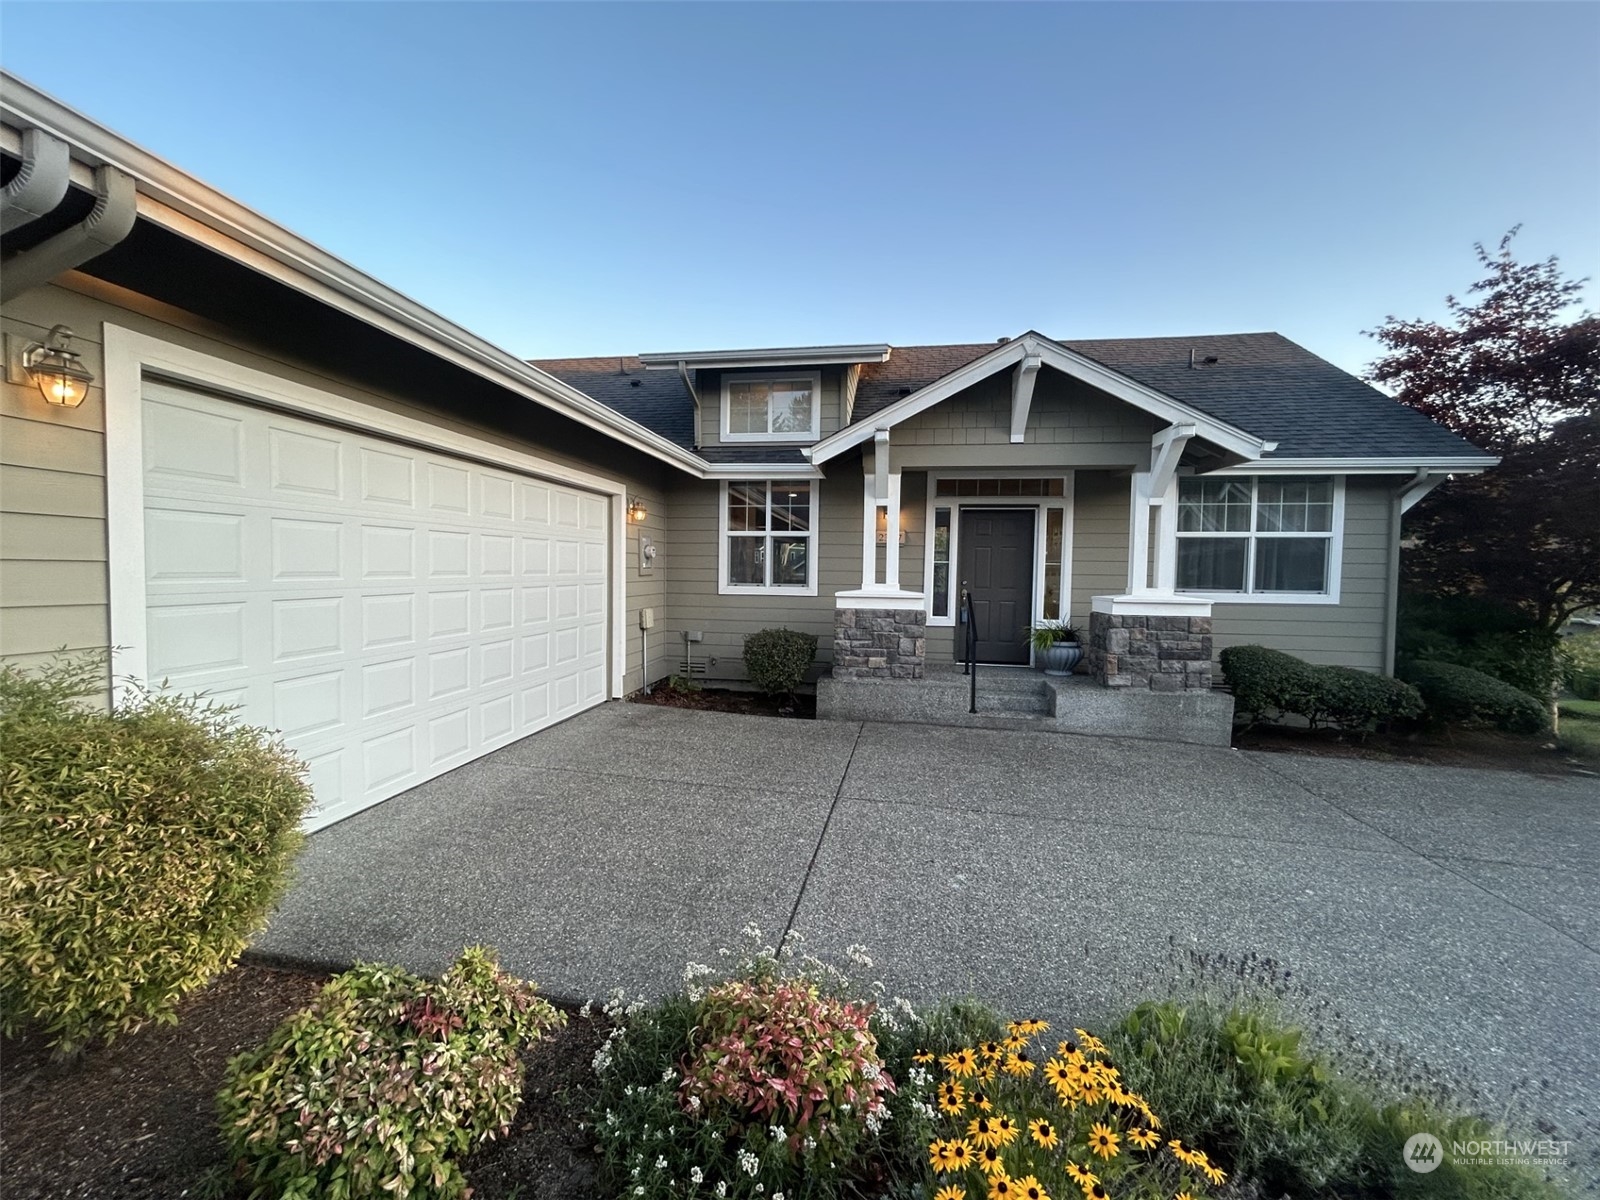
[1400, 660, 1551, 735]
[219, 946, 562, 1200]
[1397, 594, 1563, 699]
[0, 653, 311, 1053]
[742, 627, 818, 696]
[1220, 645, 1423, 731]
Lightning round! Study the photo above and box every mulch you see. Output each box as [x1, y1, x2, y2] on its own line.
[0, 961, 606, 1200]
[1235, 723, 1597, 777]
[630, 683, 815, 718]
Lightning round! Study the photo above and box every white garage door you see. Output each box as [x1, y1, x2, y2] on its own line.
[139, 381, 612, 829]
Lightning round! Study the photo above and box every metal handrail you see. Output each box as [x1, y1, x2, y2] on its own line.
[959, 581, 978, 713]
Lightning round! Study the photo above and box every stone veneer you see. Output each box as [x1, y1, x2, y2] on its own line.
[832, 608, 927, 679]
[1088, 611, 1213, 691]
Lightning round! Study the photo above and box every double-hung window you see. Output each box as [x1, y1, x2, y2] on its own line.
[721, 372, 821, 441]
[720, 481, 818, 595]
[1176, 475, 1341, 601]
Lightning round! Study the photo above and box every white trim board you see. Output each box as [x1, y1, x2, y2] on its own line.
[807, 333, 1274, 465]
[1208, 456, 1497, 475]
[102, 324, 632, 702]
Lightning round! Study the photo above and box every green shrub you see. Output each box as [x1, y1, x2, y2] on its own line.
[1220, 645, 1422, 731]
[1107, 998, 1365, 1194]
[1398, 594, 1563, 699]
[742, 627, 818, 696]
[0, 653, 311, 1053]
[1400, 660, 1551, 735]
[1355, 1101, 1573, 1199]
[590, 929, 931, 1199]
[218, 946, 562, 1200]
[1563, 629, 1600, 700]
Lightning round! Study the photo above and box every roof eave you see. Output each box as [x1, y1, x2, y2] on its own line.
[0, 71, 708, 478]
[638, 344, 892, 370]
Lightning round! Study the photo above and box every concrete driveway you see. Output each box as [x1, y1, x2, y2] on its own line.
[253, 703, 1600, 1158]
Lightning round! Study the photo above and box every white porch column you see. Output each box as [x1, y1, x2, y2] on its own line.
[1153, 474, 1179, 592]
[1127, 471, 1153, 595]
[884, 470, 902, 590]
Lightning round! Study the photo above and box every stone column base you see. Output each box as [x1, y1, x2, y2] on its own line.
[1088, 596, 1213, 691]
[833, 607, 927, 679]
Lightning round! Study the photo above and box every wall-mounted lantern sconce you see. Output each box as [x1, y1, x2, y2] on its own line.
[627, 497, 648, 523]
[23, 325, 94, 408]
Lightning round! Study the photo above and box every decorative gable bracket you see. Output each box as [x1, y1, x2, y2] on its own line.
[1010, 340, 1044, 443]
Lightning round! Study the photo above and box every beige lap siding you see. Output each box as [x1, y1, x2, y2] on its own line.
[0, 278, 671, 699]
[662, 468, 863, 682]
[0, 295, 111, 681]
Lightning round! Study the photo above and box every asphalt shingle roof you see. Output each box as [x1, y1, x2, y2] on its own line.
[535, 333, 1490, 465]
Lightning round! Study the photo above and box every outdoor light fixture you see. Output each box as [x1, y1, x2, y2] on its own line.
[23, 325, 94, 408]
[627, 497, 648, 522]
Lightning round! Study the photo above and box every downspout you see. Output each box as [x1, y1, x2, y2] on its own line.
[1383, 485, 1403, 675]
[0, 162, 137, 301]
[2, 127, 70, 233]
[678, 360, 702, 448]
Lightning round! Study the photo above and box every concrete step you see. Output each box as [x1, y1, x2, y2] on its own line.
[817, 669, 1236, 746]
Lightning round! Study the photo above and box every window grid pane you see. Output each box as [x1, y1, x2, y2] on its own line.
[932, 508, 952, 617]
[1254, 538, 1328, 592]
[1177, 537, 1249, 591]
[1043, 508, 1065, 620]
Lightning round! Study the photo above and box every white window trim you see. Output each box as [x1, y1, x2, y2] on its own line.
[717, 479, 820, 596]
[1174, 474, 1345, 605]
[922, 471, 1074, 629]
[101, 324, 631, 702]
[719, 370, 823, 443]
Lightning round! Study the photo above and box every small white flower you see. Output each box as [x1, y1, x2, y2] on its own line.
[769, 1123, 785, 1142]
[690, 1166, 704, 1184]
[716, 1183, 727, 1198]
[738, 1148, 760, 1177]
[662, 1066, 676, 1083]
[656, 1155, 668, 1170]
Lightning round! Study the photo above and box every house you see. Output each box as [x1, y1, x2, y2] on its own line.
[1, 75, 1496, 829]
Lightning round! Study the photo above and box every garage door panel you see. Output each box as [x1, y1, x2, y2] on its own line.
[269, 426, 342, 498]
[140, 383, 612, 829]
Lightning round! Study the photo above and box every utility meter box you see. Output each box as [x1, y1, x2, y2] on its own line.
[639, 607, 655, 630]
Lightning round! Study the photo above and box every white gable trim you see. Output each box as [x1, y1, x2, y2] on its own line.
[807, 333, 1274, 464]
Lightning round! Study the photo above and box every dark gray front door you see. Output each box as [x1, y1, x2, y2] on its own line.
[957, 508, 1034, 664]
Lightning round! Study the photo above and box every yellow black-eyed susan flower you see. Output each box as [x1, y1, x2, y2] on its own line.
[977, 1143, 1006, 1175]
[976, 1063, 998, 1085]
[1088, 1122, 1120, 1160]
[1069, 1059, 1098, 1087]
[980, 1040, 1004, 1061]
[968, 1087, 993, 1112]
[1056, 1039, 1082, 1061]
[937, 1080, 967, 1114]
[942, 1048, 979, 1077]
[1015, 1175, 1051, 1200]
[1127, 1126, 1161, 1151]
[1028, 1118, 1059, 1150]
[1175, 1192, 1194, 1200]
[1043, 1058, 1075, 1091]
[1074, 1028, 1108, 1055]
[1063, 1161, 1098, 1190]
[988, 1176, 1019, 1200]
[968, 1115, 1002, 1148]
[914, 1050, 935, 1064]
[1003, 1030, 1029, 1051]
[948, 1140, 976, 1170]
[933, 1187, 966, 1200]
[1085, 1185, 1109, 1200]
[1003, 1052, 1036, 1078]
[991, 1114, 1019, 1146]
[1202, 1162, 1227, 1186]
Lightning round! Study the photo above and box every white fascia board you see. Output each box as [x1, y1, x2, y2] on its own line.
[1208, 456, 1499, 475]
[808, 333, 1272, 464]
[702, 464, 824, 480]
[638, 344, 892, 370]
[0, 70, 708, 479]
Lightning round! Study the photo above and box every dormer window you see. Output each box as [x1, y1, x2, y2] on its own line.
[721, 371, 821, 442]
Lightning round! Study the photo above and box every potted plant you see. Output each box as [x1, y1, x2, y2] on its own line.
[1030, 620, 1084, 676]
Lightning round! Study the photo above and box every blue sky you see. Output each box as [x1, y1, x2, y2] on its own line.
[3, 2, 1596, 375]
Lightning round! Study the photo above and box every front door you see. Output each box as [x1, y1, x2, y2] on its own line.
[957, 508, 1035, 664]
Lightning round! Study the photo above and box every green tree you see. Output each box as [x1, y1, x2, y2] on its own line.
[1366, 229, 1600, 630]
